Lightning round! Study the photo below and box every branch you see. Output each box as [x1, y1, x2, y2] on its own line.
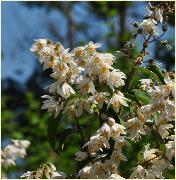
[122, 35, 152, 92]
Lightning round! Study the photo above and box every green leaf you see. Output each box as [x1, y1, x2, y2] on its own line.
[147, 64, 165, 84]
[163, 169, 175, 179]
[57, 128, 75, 151]
[137, 66, 162, 85]
[151, 129, 166, 154]
[47, 117, 61, 153]
[132, 89, 151, 105]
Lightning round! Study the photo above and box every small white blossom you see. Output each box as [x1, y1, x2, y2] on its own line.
[109, 92, 128, 113]
[138, 19, 159, 36]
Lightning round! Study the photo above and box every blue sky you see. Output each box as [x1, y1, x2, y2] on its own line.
[2, 2, 174, 84]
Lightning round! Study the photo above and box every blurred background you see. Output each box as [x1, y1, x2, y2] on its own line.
[1, 1, 175, 178]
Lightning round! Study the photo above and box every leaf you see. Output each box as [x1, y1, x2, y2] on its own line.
[47, 117, 60, 153]
[137, 66, 162, 85]
[147, 64, 165, 84]
[151, 129, 166, 154]
[132, 89, 151, 105]
[57, 128, 75, 151]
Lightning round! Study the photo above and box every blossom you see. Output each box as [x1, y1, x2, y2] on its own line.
[107, 69, 126, 90]
[86, 41, 101, 55]
[126, 117, 146, 141]
[30, 39, 48, 53]
[110, 123, 126, 137]
[41, 95, 63, 118]
[57, 82, 75, 99]
[138, 19, 159, 36]
[89, 92, 109, 108]
[158, 124, 174, 139]
[148, 7, 163, 23]
[109, 92, 128, 113]
[143, 144, 158, 161]
[83, 133, 110, 153]
[100, 123, 111, 137]
[1, 139, 30, 169]
[130, 165, 146, 179]
[77, 165, 94, 179]
[165, 135, 175, 161]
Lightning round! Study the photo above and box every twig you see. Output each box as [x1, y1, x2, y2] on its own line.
[122, 35, 152, 93]
[148, 32, 165, 43]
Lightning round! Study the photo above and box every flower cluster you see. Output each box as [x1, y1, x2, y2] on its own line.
[31, 40, 128, 119]
[21, 162, 66, 179]
[76, 117, 128, 179]
[130, 144, 174, 179]
[126, 72, 175, 141]
[1, 139, 30, 169]
[28, 1, 175, 179]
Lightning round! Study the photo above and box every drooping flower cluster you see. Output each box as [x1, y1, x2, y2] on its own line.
[76, 117, 128, 179]
[31, 39, 128, 119]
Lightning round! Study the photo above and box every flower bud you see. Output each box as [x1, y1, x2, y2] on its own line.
[107, 117, 116, 126]
[75, 151, 88, 161]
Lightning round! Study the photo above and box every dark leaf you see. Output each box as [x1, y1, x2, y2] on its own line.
[147, 64, 165, 84]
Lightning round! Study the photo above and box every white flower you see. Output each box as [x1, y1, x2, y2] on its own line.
[158, 124, 174, 139]
[137, 104, 153, 122]
[57, 82, 75, 99]
[78, 80, 96, 94]
[130, 165, 146, 179]
[107, 69, 126, 90]
[109, 92, 128, 113]
[77, 165, 94, 179]
[126, 117, 146, 141]
[51, 171, 67, 179]
[143, 144, 157, 161]
[148, 7, 163, 23]
[138, 19, 159, 36]
[139, 79, 153, 90]
[109, 173, 125, 179]
[86, 41, 101, 55]
[75, 151, 88, 161]
[100, 123, 111, 137]
[110, 150, 128, 163]
[110, 123, 126, 137]
[16, 148, 26, 158]
[20, 171, 33, 179]
[41, 95, 63, 118]
[89, 92, 109, 108]
[165, 136, 175, 161]
[30, 39, 48, 53]
[12, 139, 31, 149]
[83, 133, 110, 153]
[1, 158, 16, 169]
